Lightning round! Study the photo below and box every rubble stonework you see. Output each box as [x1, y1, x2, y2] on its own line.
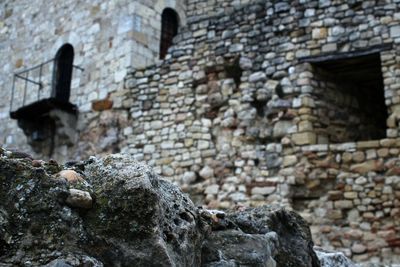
[0, 0, 186, 156]
[1, 0, 400, 264]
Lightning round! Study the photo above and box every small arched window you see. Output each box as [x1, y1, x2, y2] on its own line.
[160, 8, 179, 60]
[52, 44, 74, 103]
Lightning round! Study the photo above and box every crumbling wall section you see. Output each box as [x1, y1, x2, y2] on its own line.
[112, 0, 400, 263]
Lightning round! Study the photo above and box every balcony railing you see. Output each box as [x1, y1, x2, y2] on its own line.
[10, 58, 84, 113]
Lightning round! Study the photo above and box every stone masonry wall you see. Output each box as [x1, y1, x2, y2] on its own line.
[110, 0, 399, 263]
[0, 0, 400, 264]
[292, 141, 400, 263]
[0, 0, 186, 160]
[187, 0, 255, 18]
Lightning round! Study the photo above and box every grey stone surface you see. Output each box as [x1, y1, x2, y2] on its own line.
[315, 247, 357, 267]
[0, 151, 357, 267]
[0, 153, 205, 266]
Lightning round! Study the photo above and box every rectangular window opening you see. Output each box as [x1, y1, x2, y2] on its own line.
[310, 52, 388, 143]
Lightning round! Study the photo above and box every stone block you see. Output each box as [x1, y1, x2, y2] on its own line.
[380, 138, 397, 147]
[150, 120, 163, 130]
[390, 26, 400, 38]
[199, 166, 214, 179]
[251, 186, 275, 196]
[198, 140, 210, 150]
[283, 155, 297, 167]
[312, 28, 327, 39]
[334, 200, 353, 209]
[301, 144, 328, 152]
[355, 177, 368, 185]
[229, 44, 244, 53]
[352, 151, 365, 163]
[298, 121, 313, 132]
[331, 142, 356, 152]
[249, 72, 267, 83]
[144, 144, 156, 154]
[292, 132, 317, 145]
[344, 192, 358, 199]
[350, 160, 384, 174]
[239, 57, 252, 70]
[92, 99, 113, 111]
[273, 121, 293, 138]
[182, 172, 197, 184]
[377, 148, 389, 157]
[365, 149, 377, 160]
[351, 244, 367, 254]
[356, 140, 380, 149]
[327, 210, 343, 220]
[342, 152, 352, 163]
[322, 43, 337, 52]
[205, 184, 219, 195]
[193, 29, 207, 37]
[161, 141, 174, 149]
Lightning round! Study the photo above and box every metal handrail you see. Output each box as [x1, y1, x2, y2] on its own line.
[10, 58, 84, 112]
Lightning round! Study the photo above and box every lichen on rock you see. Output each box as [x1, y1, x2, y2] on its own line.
[0, 151, 357, 267]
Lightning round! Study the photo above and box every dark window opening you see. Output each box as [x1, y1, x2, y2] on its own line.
[160, 8, 179, 60]
[52, 44, 74, 103]
[310, 52, 387, 142]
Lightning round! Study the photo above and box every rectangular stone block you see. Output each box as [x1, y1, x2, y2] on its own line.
[251, 186, 276, 196]
[292, 132, 317, 145]
[390, 26, 400, 38]
[330, 142, 356, 152]
[301, 144, 328, 152]
[334, 200, 353, 209]
[283, 155, 297, 167]
[356, 140, 380, 149]
[312, 27, 327, 39]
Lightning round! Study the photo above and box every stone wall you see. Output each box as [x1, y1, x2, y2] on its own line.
[1, 0, 400, 264]
[0, 0, 186, 159]
[187, 0, 254, 18]
[112, 0, 399, 263]
[290, 140, 400, 263]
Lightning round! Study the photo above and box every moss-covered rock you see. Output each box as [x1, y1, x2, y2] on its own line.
[0, 151, 356, 267]
[0, 153, 206, 266]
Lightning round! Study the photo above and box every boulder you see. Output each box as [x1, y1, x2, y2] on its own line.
[201, 206, 320, 267]
[0, 154, 206, 266]
[0, 151, 356, 267]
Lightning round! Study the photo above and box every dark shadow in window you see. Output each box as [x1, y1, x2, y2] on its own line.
[311, 52, 388, 142]
[160, 8, 179, 60]
[52, 44, 74, 102]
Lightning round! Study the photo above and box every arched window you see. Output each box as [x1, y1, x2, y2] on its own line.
[160, 8, 179, 60]
[52, 44, 74, 103]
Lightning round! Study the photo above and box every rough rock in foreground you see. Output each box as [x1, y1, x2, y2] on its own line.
[0, 150, 356, 266]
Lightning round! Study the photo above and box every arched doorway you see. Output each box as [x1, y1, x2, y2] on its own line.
[160, 8, 179, 59]
[52, 44, 74, 102]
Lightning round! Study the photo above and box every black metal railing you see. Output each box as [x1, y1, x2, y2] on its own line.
[10, 58, 84, 112]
